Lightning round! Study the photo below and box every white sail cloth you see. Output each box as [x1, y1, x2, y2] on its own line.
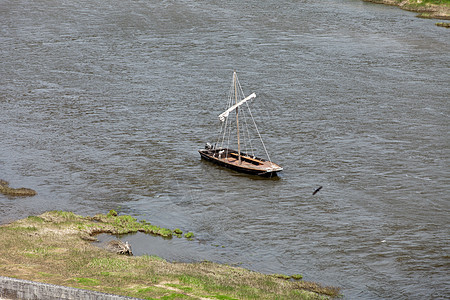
[218, 93, 256, 122]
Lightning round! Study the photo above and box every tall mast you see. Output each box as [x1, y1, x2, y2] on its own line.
[234, 72, 241, 164]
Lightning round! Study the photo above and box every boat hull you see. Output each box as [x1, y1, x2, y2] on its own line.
[198, 148, 282, 177]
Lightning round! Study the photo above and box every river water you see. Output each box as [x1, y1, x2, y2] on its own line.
[1, 0, 449, 298]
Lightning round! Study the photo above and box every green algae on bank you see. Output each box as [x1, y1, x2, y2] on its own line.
[89, 210, 175, 238]
[0, 211, 341, 299]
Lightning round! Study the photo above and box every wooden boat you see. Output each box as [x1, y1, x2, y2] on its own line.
[199, 72, 283, 177]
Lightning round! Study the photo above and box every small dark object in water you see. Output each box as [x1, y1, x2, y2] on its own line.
[106, 240, 133, 256]
[312, 186, 323, 195]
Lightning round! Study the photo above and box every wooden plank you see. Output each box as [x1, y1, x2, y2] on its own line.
[229, 152, 263, 165]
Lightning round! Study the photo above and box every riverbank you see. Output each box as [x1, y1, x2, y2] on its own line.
[0, 211, 340, 299]
[363, 0, 450, 20]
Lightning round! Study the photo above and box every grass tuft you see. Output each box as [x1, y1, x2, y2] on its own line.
[74, 277, 100, 286]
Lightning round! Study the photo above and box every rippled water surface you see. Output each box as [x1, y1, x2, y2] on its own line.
[1, 0, 449, 298]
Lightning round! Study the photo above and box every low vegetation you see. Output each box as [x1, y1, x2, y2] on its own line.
[89, 209, 174, 238]
[0, 211, 340, 299]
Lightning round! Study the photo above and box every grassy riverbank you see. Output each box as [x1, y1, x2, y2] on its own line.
[0, 211, 340, 299]
[363, 0, 450, 19]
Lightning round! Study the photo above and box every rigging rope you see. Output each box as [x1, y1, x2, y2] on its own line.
[215, 73, 272, 163]
[236, 75, 271, 162]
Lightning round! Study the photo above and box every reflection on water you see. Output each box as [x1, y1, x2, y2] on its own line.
[1, 0, 449, 298]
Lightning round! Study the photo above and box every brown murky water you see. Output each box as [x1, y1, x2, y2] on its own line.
[1, 0, 449, 298]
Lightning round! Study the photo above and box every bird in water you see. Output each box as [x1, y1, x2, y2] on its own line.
[312, 186, 323, 195]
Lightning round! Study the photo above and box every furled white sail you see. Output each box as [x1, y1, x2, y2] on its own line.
[218, 93, 256, 122]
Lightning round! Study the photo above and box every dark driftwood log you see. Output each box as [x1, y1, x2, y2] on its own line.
[106, 240, 133, 256]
